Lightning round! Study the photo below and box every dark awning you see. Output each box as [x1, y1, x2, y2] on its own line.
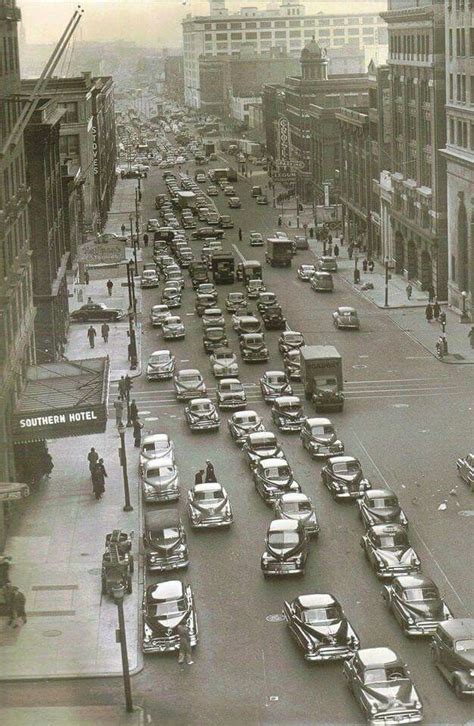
[12, 357, 110, 443]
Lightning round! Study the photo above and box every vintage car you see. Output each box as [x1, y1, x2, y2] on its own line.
[274, 492, 319, 538]
[142, 580, 198, 655]
[278, 330, 305, 356]
[203, 326, 228, 354]
[253, 457, 301, 504]
[187, 482, 233, 528]
[161, 287, 182, 309]
[163, 268, 184, 290]
[246, 278, 266, 299]
[333, 306, 360, 330]
[228, 196, 241, 208]
[192, 226, 224, 239]
[210, 347, 239, 378]
[141, 268, 159, 288]
[284, 348, 302, 381]
[216, 377, 247, 410]
[456, 452, 474, 491]
[256, 195, 268, 205]
[249, 231, 264, 247]
[243, 431, 285, 469]
[173, 369, 207, 401]
[431, 618, 474, 697]
[162, 315, 185, 340]
[196, 282, 217, 297]
[358, 488, 408, 529]
[260, 370, 293, 403]
[343, 647, 423, 724]
[361, 524, 421, 580]
[225, 292, 247, 314]
[283, 593, 360, 661]
[141, 456, 180, 503]
[310, 271, 334, 292]
[239, 333, 269, 362]
[232, 313, 261, 335]
[143, 510, 188, 572]
[262, 305, 286, 330]
[321, 455, 371, 500]
[195, 293, 217, 317]
[202, 307, 225, 330]
[227, 410, 265, 446]
[147, 350, 176, 381]
[300, 417, 344, 459]
[184, 397, 220, 432]
[297, 264, 316, 282]
[256, 292, 278, 313]
[150, 304, 172, 327]
[261, 520, 308, 577]
[220, 214, 234, 229]
[70, 303, 124, 323]
[271, 396, 305, 432]
[317, 255, 338, 273]
[383, 575, 453, 636]
[207, 186, 218, 196]
[139, 433, 175, 472]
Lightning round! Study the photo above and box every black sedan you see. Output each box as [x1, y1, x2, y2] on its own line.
[262, 305, 286, 330]
[70, 303, 124, 322]
[243, 431, 285, 469]
[253, 457, 301, 504]
[142, 580, 198, 655]
[382, 574, 453, 636]
[283, 593, 360, 661]
[260, 371, 293, 403]
[184, 398, 220, 432]
[271, 396, 305, 432]
[227, 410, 265, 446]
[321, 456, 371, 500]
[361, 524, 421, 580]
[357, 488, 408, 529]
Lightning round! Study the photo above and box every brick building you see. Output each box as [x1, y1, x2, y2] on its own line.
[164, 54, 185, 105]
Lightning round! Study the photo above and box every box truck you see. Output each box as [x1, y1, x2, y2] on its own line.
[300, 346, 344, 412]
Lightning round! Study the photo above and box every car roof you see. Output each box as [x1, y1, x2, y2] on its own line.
[178, 368, 200, 376]
[194, 482, 223, 493]
[238, 315, 259, 322]
[328, 455, 357, 464]
[358, 647, 400, 668]
[365, 488, 396, 499]
[274, 396, 300, 405]
[147, 580, 184, 601]
[145, 508, 180, 530]
[203, 308, 222, 314]
[338, 306, 356, 313]
[269, 519, 299, 532]
[282, 330, 302, 338]
[150, 349, 171, 357]
[189, 397, 211, 405]
[369, 523, 407, 535]
[297, 593, 336, 609]
[219, 377, 241, 385]
[143, 455, 174, 470]
[234, 409, 257, 419]
[280, 492, 310, 504]
[314, 271, 332, 277]
[265, 370, 286, 377]
[393, 574, 435, 590]
[305, 417, 332, 426]
[260, 457, 288, 467]
[437, 618, 474, 639]
[142, 433, 169, 446]
[213, 347, 234, 355]
[152, 305, 169, 311]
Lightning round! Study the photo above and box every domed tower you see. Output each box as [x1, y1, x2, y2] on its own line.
[300, 36, 328, 81]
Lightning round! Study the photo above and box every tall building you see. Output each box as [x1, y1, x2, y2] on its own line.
[381, 0, 447, 298]
[0, 0, 36, 527]
[442, 0, 474, 318]
[183, 1, 387, 108]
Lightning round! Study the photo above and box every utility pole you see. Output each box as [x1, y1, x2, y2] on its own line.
[112, 584, 134, 713]
[118, 424, 133, 513]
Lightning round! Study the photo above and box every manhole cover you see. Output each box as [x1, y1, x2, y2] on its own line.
[266, 614, 285, 623]
[88, 568, 101, 575]
[43, 630, 62, 638]
[452, 353, 465, 360]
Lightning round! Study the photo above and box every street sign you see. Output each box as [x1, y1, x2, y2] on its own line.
[273, 172, 296, 182]
[0, 482, 30, 502]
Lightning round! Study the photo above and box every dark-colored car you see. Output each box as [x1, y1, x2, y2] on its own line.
[456, 452, 474, 491]
[333, 306, 360, 330]
[300, 417, 344, 459]
[360, 524, 421, 580]
[227, 409, 265, 446]
[184, 397, 220, 432]
[70, 303, 124, 322]
[310, 271, 334, 292]
[283, 593, 360, 661]
[321, 456, 371, 500]
[143, 510, 188, 573]
[225, 292, 247, 313]
[203, 325, 228, 353]
[343, 647, 423, 724]
[173, 369, 207, 401]
[192, 227, 224, 239]
[233, 314, 261, 335]
[284, 348, 302, 381]
[274, 492, 320, 538]
[142, 580, 198, 654]
[216, 377, 247, 409]
[278, 330, 305, 356]
[383, 575, 453, 636]
[202, 307, 225, 330]
[239, 333, 269, 362]
[431, 618, 474, 697]
[246, 278, 266, 299]
[357, 488, 408, 529]
[243, 431, 285, 469]
[187, 482, 233, 528]
[271, 396, 305, 432]
[261, 520, 308, 577]
[253, 457, 301, 504]
[262, 305, 286, 330]
[260, 370, 293, 403]
[195, 293, 217, 316]
[256, 292, 278, 313]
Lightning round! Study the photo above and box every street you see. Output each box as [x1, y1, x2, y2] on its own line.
[2, 160, 473, 725]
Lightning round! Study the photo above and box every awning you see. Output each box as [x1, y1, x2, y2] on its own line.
[12, 357, 110, 443]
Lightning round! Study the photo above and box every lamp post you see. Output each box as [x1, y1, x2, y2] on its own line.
[384, 256, 390, 308]
[460, 290, 469, 323]
[117, 423, 133, 512]
[128, 213, 133, 253]
[354, 252, 360, 284]
[112, 584, 134, 713]
[133, 190, 139, 275]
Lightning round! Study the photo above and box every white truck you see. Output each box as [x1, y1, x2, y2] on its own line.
[177, 191, 197, 211]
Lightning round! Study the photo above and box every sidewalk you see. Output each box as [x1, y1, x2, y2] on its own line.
[0, 706, 145, 726]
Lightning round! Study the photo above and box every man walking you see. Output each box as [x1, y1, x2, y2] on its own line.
[205, 460, 216, 482]
[129, 399, 138, 423]
[348, 244, 353, 261]
[143, 233, 149, 247]
[92, 459, 107, 500]
[101, 322, 110, 343]
[433, 300, 441, 320]
[87, 325, 96, 349]
[87, 447, 99, 474]
[177, 622, 194, 666]
[5, 583, 27, 627]
[133, 417, 144, 448]
[406, 283, 413, 301]
[106, 279, 114, 297]
[121, 224, 126, 237]
[84, 269, 90, 285]
[118, 376, 127, 401]
[427, 284, 435, 303]
[114, 398, 124, 427]
[195, 470, 204, 485]
[425, 303, 433, 322]
[238, 227, 242, 242]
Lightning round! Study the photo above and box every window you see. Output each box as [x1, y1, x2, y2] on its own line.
[449, 29, 453, 57]
[245, 32, 257, 39]
[230, 32, 241, 39]
[289, 20, 301, 27]
[470, 122, 474, 149]
[275, 20, 286, 28]
[215, 22, 228, 30]
[470, 27, 474, 56]
[449, 73, 454, 100]
[245, 22, 256, 29]
[230, 22, 241, 29]
[260, 31, 271, 38]
[59, 134, 80, 157]
[205, 33, 212, 41]
[275, 31, 286, 38]
[259, 21, 271, 28]
[451, 254, 456, 282]
[462, 74, 467, 102]
[290, 30, 301, 37]
[450, 117, 455, 142]
[216, 33, 227, 40]
[59, 101, 78, 123]
[471, 75, 474, 103]
[333, 29, 345, 36]
[318, 30, 330, 38]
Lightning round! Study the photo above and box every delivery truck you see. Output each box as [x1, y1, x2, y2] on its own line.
[177, 191, 197, 210]
[211, 252, 235, 284]
[300, 346, 344, 412]
[265, 238, 293, 267]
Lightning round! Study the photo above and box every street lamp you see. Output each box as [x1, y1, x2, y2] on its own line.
[460, 290, 470, 323]
[112, 584, 134, 713]
[117, 423, 134, 512]
[384, 256, 390, 308]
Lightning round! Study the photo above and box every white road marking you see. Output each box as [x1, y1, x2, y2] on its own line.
[232, 243, 246, 263]
[144, 416, 159, 421]
[138, 410, 151, 415]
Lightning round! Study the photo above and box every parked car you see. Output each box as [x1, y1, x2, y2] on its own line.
[253, 457, 301, 504]
[184, 397, 220, 432]
[187, 482, 233, 528]
[139, 433, 175, 472]
[227, 410, 265, 446]
[383, 574, 453, 636]
[361, 524, 421, 579]
[357, 488, 408, 529]
[71, 303, 124, 322]
[141, 269, 159, 288]
[147, 350, 175, 381]
[456, 452, 474, 491]
[271, 396, 305, 432]
[260, 371, 292, 403]
[300, 417, 344, 459]
[162, 315, 185, 340]
[141, 456, 180, 503]
[283, 593, 360, 661]
[142, 580, 198, 654]
[333, 306, 360, 330]
[261, 520, 308, 577]
[274, 492, 319, 538]
[143, 510, 188, 572]
[174, 369, 207, 401]
[321, 456, 371, 500]
[431, 618, 474, 697]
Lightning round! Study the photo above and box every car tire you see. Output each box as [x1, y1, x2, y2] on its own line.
[453, 678, 464, 699]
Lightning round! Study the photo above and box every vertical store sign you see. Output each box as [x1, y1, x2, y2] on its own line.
[278, 116, 290, 162]
[92, 122, 99, 175]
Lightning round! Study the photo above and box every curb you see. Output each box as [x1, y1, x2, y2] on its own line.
[110, 322, 143, 382]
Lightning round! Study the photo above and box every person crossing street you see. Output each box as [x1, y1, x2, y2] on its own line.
[87, 325, 97, 349]
[101, 322, 110, 343]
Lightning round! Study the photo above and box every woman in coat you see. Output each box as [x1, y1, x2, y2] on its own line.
[92, 459, 107, 500]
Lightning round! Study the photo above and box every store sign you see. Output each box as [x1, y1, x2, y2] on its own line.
[278, 117, 290, 162]
[13, 403, 108, 442]
[273, 172, 296, 182]
[92, 124, 99, 175]
[78, 240, 125, 265]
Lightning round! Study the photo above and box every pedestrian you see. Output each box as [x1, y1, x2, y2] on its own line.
[425, 303, 433, 322]
[177, 622, 194, 665]
[106, 279, 114, 297]
[333, 243, 339, 258]
[238, 227, 242, 242]
[328, 233, 332, 244]
[128, 342, 133, 362]
[368, 259, 375, 273]
[124, 374, 133, 397]
[468, 326, 474, 349]
[130, 399, 138, 423]
[84, 269, 90, 285]
[87, 447, 99, 473]
[362, 259, 368, 273]
[87, 296, 93, 304]
[118, 376, 127, 400]
[278, 216, 282, 227]
[92, 459, 107, 500]
[348, 244, 353, 260]
[433, 300, 441, 320]
[205, 459, 216, 482]
[6, 584, 27, 628]
[195, 469, 204, 485]
[143, 233, 149, 247]
[114, 398, 124, 427]
[339, 235, 344, 246]
[439, 310, 446, 327]
[133, 417, 143, 447]
[101, 322, 110, 343]
[428, 284, 435, 303]
[121, 223, 126, 237]
[406, 283, 413, 300]
[87, 325, 97, 349]
[309, 227, 314, 239]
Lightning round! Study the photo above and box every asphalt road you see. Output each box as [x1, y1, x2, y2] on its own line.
[2, 159, 473, 725]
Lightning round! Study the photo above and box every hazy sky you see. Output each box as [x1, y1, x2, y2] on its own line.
[20, 0, 386, 47]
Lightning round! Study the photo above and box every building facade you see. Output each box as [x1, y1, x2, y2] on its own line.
[164, 54, 185, 105]
[0, 0, 36, 530]
[442, 0, 474, 318]
[368, 62, 391, 259]
[381, 0, 447, 298]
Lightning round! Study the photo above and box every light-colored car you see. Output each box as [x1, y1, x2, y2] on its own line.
[210, 347, 239, 378]
[333, 306, 360, 330]
[141, 455, 180, 503]
[174, 369, 207, 401]
[274, 492, 320, 538]
[162, 315, 185, 339]
[216, 377, 247, 410]
[297, 264, 316, 281]
[150, 304, 171, 327]
[202, 307, 225, 329]
[146, 350, 175, 381]
[187, 482, 233, 528]
[249, 232, 264, 247]
[139, 433, 175, 471]
[184, 397, 220, 431]
[141, 269, 159, 288]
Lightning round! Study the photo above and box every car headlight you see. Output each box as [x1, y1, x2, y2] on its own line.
[144, 623, 153, 639]
[369, 703, 379, 715]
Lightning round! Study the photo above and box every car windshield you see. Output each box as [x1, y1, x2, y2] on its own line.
[179, 373, 200, 383]
[167, 318, 181, 325]
[153, 307, 168, 314]
[364, 666, 408, 684]
[228, 293, 243, 302]
[403, 587, 439, 602]
[150, 354, 170, 364]
[375, 532, 408, 548]
[215, 352, 233, 362]
[254, 436, 275, 449]
[190, 402, 211, 412]
[369, 496, 398, 508]
[207, 329, 224, 339]
[238, 414, 257, 425]
[153, 526, 179, 542]
[143, 440, 169, 453]
[147, 466, 175, 480]
[284, 334, 303, 345]
[221, 382, 242, 391]
[264, 465, 289, 479]
[301, 266, 314, 272]
[280, 402, 301, 412]
[303, 605, 342, 623]
[268, 374, 286, 384]
[283, 501, 312, 513]
[454, 639, 474, 654]
[332, 462, 360, 475]
[195, 489, 223, 501]
[268, 531, 299, 548]
[143, 271, 156, 277]
[151, 597, 187, 618]
[310, 425, 333, 436]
